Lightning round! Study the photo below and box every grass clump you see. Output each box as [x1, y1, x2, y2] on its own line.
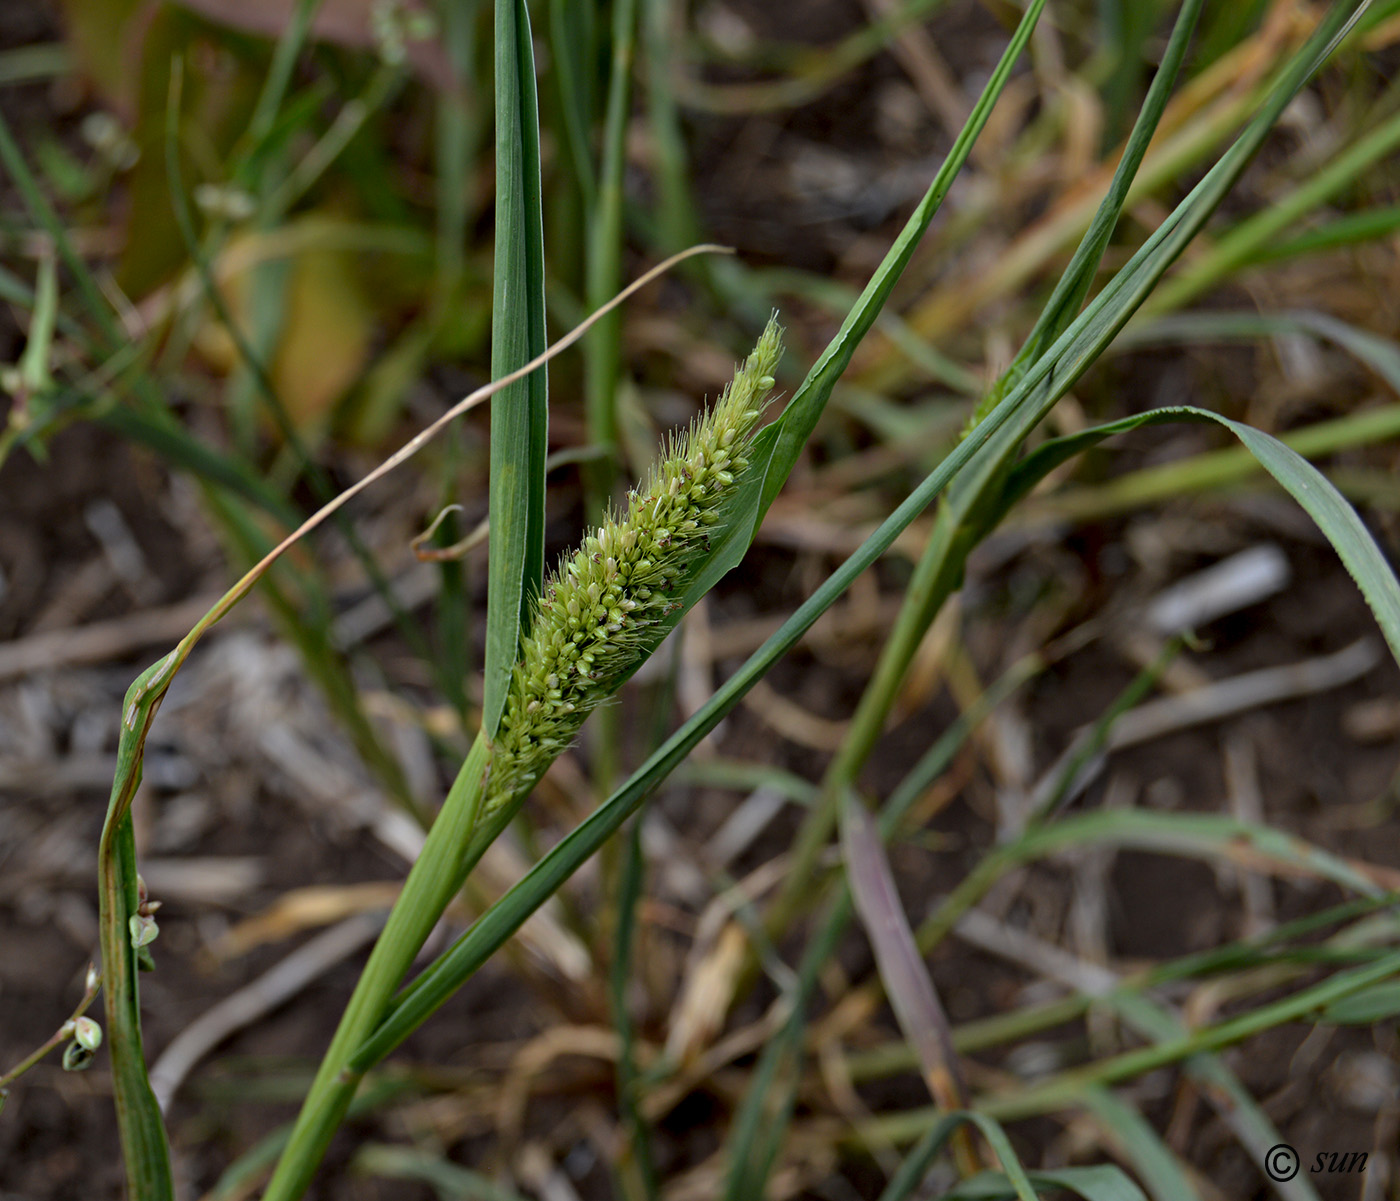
[488, 316, 782, 813]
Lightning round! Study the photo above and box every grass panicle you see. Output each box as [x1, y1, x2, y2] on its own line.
[488, 316, 783, 812]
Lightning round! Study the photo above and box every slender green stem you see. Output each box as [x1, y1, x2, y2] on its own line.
[262, 735, 491, 1201]
[0, 971, 99, 1093]
[766, 505, 966, 937]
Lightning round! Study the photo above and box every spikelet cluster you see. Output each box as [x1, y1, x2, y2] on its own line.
[487, 317, 784, 812]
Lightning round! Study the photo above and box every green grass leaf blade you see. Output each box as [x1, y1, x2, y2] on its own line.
[749, 0, 1047, 526]
[1319, 981, 1400, 1023]
[1000, 405, 1400, 668]
[635, 0, 1046, 653]
[1079, 1087, 1199, 1201]
[876, 1113, 983, 1201]
[483, 0, 549, 738]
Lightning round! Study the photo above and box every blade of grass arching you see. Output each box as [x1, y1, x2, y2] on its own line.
[877, 1113, 989, 1201]
[1145, 106, 1400, 316]
[1107, 992, 1323, 1201]
[1027, 403, 1400, 525]
[767, 0, 1202, 939]
[994, 405, 1400, 667]
[874, 1113, 1053, 1201]
[483, 0, 549, 739]
[1079, 1086, 1199, 1201]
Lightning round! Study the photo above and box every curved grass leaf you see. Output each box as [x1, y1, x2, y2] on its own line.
[1079, 1087, 1198, 1201]
[873, 1111, 1041, 1201]
[998, 406, 1400, 667]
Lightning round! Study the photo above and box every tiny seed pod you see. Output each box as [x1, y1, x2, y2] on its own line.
[73, 1017, 102, 1052]
[62, 1041, 96, 1072]
[130, 913, 159, 949]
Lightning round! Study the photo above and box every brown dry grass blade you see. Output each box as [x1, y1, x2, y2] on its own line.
[840, 793, 982, 1175]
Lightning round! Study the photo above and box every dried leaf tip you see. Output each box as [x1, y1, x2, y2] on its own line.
[487, 316, 785, 813]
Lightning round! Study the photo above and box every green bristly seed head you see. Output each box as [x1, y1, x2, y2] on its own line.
[487, 316, 784, 812]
